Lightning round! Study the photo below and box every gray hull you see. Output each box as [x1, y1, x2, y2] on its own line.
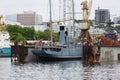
[32, 26, 83, 59]
[32, 46, 83, 59]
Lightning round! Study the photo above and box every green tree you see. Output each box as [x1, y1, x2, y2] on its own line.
[15, 33, 26, 42]
[22, 27, 35, 40]
[10, 32, 26, 42]
[89, 20, 94, 26]
[96, 23, 106, 29]
[52, 32, 59, 42]
[44, 29, 59, 42]
[35, 29, 59, 42]
[5, 24, 59, 42]
[6, 24, 36, 41]
[6, 24, 23, 33]
[35, 30, 47, 40]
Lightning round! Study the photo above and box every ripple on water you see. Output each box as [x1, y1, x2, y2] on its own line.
[0, 58, 120, 80]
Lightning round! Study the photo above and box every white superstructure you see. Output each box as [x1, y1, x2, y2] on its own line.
[0, 31, 11, 48]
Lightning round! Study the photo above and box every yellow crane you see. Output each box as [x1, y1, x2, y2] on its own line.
[81, 0, 92, 25]
[0, 15, 3, 25]
[79, 0, 93, 43]
[0, 15, 5, 31]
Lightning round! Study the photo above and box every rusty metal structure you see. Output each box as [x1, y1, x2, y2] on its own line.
[79, 0, 93, 43]
[11, 45, 35, 63]
[11, 45, 28, 63]
[79, 0, 101, 65]
[83, 43, 101, 65]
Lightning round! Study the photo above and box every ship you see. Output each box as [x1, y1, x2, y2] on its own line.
[32, 26, 83, 59]
[0, 31, 11, 57]
[31, 0, 93, 59]
[100, 20, 120, 46]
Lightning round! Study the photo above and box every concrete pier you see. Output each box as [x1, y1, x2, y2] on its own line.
[100, 46, 120, 62]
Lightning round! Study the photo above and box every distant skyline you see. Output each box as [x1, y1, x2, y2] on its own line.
[0, 0, 120, 21]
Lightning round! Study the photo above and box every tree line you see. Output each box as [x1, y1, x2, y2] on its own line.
[6, 24, 59, 42]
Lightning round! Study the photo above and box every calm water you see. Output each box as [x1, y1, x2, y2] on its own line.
[0, 58, 120, 80]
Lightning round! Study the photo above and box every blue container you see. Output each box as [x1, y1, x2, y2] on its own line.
[0, 48, 11, 57]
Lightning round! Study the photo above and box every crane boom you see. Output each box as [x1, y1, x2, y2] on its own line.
[81, 0, 92, 21]
[80, 0, 93, 30]
[79, 0, 93, 43]
[0, 16, 3, 25]
[87, 0, 93, 20]
[40, 18, 72, 26]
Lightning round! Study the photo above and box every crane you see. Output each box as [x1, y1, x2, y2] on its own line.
[0, 15, 5, 31]
[46, 18, 72, 26]
[81, 0, 92, 25]
[0, 15, 3, 25]
[79, 0, 93, 43]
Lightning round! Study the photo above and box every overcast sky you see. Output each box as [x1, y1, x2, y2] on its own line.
[0, 0, 120, 21]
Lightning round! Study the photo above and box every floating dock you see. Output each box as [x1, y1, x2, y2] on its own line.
[11, 44, 120, 64]
[11, 45, 38, 63]
[11, 44, 100, 63]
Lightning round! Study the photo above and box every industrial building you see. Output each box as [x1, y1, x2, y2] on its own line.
[17, 11, 42, 26]
[113, 16, 120, 24]
[95, 9, 110, 25]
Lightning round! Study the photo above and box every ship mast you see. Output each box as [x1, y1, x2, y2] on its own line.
[72, 0, 75, 37]
[49, 0, 53, 46]
[65, 0, 75, 38]
[63, 0, 66, 25]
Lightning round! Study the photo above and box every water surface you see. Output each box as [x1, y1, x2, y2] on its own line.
[0, 58, 120, 80]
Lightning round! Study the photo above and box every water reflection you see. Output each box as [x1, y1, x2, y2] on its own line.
[0, 58, 120, 80]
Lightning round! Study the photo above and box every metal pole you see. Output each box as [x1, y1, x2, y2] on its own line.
[59, 0, 61, 20]
[49, 0, 53, 46]
[63, 0, 66, 25]
[72, 0, 75, 37]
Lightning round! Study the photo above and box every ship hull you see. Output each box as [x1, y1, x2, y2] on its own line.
[32, 46, 83, 59]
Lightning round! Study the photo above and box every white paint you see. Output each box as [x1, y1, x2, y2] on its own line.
[0, 31, 11, 48]
[100, 47, 120, 62]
